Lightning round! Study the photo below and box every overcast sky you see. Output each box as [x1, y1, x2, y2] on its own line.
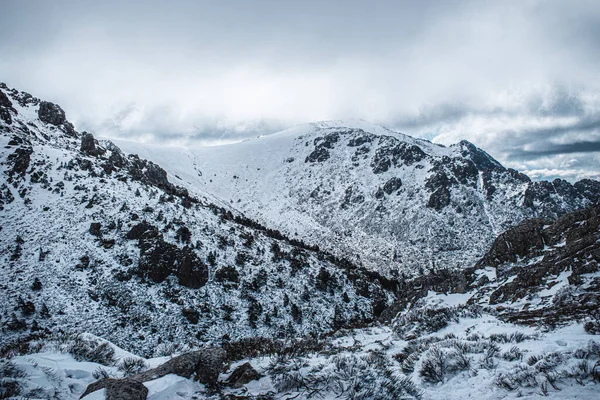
[1, 0, 599, 181]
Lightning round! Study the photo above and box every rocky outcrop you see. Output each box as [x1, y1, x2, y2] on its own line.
[225, 362, 261, 388]
[38, 101, 66, 126]
[0, 88, 16, 125]
[477, 204, 600, 307]
[81, 347, 226, 398]
[105, 378, 148, 400]
[127, 222, 209, 288]
[306, 133, 340, 163]
[38, 100, 77, 137]
[476, 219, 551, 269]
[81, 132, 98, 156]
[133, 347, 226, 385]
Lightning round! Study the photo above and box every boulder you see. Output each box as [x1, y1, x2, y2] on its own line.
[81, 347, 226, 398]
[81, 132, 98, 156]
[38, 101, 66, 126]
[105, 379, 148, 400]
[226, 362, 261, 388]
[134, 346, 226, 386]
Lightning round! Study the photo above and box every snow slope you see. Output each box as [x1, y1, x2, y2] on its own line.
[113, 119, 599, 276]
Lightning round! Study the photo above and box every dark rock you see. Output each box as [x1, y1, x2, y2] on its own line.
[226, 362, 261, 388]
[574, 179, 600, 204]
[427, 187, 451, 211]
[341, 186, 364, 209]
[89, 222, 102, 237]
[0, 89, 12, 108]
[305, 147, 330, 163]
[81, 132, 98, 156]
[134, 347, 226, 386]
[371, 141, 426, 174]
[382, 177, 402, 194]
[138, 238, 179, 283]
[126, 221, 159, 241]
[347, 134, 372, 147]
[449, 159, 478, 187]
[38, 101, 66, 126]
[305, 133, 340, 163]
[7, 147, 32, 178]
[0, 89, 15, 124]
[131, 226, 208, 288]
[176, 247, 208, 288]
[476, 219, 550, 268]
[215, 266, 240, 284]
[459, 140, 504, 172]
[80, 378, 148, 400]
[182, 307, 200, 324]
[82, 348, 226, 397]
[105, 378, 148, 400]
[477, 204, 600, 308]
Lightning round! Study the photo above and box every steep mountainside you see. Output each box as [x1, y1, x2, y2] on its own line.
[0, 84, 397, 355]
[1, 84, 600, 400]
[114, 120, 600, 276]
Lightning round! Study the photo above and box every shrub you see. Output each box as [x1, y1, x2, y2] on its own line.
[118, 357, 148, 376]
[502, 346, 523, 362]
[92, 367, 112, 380]
[65, 335, 116, 366]
[393, 304, 482, 339]
[419, 347, 447, 383]
[0, 360, 27, 400]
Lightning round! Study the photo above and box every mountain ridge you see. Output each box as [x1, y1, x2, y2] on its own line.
[111, 115, 600, 276]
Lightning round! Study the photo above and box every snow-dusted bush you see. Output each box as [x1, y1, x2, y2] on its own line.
[419, 346, 475, 384]
[92, 366, 113, 380]
[489, 331, 536, 344]
[419, 347, 448, 383]
[267, 351, 422, 399]
[502, 346, 524, 362]
[0, 360, 27, 399]
[392, 304, 482, 339]
[57, 335, 116, 366]
[117, 356, 148, 376]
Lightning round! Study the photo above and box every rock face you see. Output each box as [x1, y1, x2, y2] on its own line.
[475, 204, 600, 321]
[38, 101, 66, 126]
[0, 88, 15, 124]
[128, 222, 209, 288]
[37, 100, 77, 137]
[476, 219, 551, 268]
[226, 362, 261, 388]
[81, 132, 98, 156]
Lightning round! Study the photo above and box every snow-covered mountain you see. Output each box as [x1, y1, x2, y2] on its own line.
[1, 83, 599, 400]
[0, 84, 396, 355]
[114, 120, 600, 276]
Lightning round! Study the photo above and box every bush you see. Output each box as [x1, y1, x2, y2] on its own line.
[502, 346, 523, 362]
[267, 352, 422, 399]
[393, 304, 482, 339]
[420, 347, 448, 383]
[118, 357, 148, 376]
[64, 335, 116, 366]
[0, 360, 27, 399]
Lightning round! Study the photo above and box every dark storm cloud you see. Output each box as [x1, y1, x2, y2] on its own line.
[1, 0, 600, 181]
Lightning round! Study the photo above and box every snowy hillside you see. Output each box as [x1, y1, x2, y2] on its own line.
[0, 84, 397, 355]
[1, 83, 600, 400]
[113, 120, 600, 276]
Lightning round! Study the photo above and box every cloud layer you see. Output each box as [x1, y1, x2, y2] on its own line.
[1, 0, 599, 181]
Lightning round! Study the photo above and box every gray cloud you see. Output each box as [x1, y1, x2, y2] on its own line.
[1, 0, 599, 181]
